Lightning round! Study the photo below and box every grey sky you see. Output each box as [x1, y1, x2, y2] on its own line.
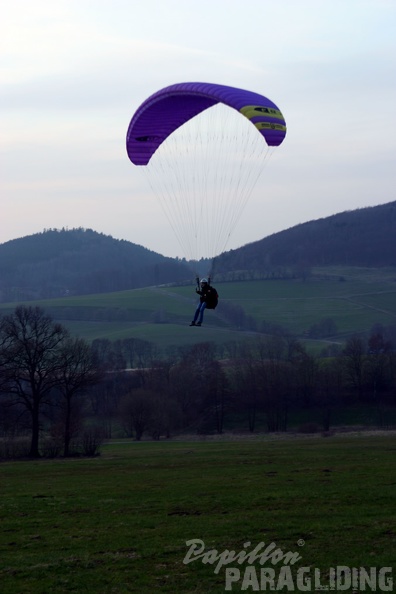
[1, 0, 395, 258]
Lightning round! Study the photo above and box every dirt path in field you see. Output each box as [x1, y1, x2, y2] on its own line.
[149, 286, 195, 303]
[342, 294, 396, 318]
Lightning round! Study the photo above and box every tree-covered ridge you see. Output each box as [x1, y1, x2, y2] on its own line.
[1, 201, 396, 302]
[217, 201, 396, 273]
[0, 228, 193, 301]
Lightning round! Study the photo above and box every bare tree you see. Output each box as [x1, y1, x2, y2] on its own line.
[231, 343, 261, 433]
[56, 337, 103, 456]
[316, 356, 345, 431]
[0, 306, 69, 458]
[119, 388, 155, 441]
[343, 335, 366, 400]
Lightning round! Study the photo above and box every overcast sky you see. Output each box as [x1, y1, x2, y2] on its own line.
[1, 0, 395, 258]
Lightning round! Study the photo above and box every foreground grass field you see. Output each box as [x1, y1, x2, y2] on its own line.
[0, 434, 395, 593]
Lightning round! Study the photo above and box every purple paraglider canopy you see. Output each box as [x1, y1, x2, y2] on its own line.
[126, 82, 286, 165]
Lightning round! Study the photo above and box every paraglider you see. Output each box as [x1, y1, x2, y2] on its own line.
[189, 277, 219, 327]
[126, 81, 286, 266]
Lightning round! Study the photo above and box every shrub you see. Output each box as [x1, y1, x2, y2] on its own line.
[0, 436, 31, 459]
[297, 423, 320, 434]
[41, 437, 62, 458]
[80, 427, 104, 456]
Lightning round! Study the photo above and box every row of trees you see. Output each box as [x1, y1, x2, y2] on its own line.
[1, 305, 396, 457]
[83, 330, 396, 441]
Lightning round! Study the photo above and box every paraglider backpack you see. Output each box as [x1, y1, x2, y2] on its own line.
[205, 287, 219, 310]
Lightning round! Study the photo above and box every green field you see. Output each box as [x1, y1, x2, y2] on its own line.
[0, 434, 395, 593]
[1, 266, 396, 350]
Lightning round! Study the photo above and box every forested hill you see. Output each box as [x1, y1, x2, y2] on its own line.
[1, 202, 395, 302]
[0, 228, 192, 302]
[216, 201, 396, 274]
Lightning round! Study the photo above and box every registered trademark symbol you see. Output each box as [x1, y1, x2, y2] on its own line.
[297, 539, 305, 547]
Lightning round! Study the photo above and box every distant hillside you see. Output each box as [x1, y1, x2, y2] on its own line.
[216, 201, 396, 275]
[1, 202, 395, 303]
[0, 228, 193, 302]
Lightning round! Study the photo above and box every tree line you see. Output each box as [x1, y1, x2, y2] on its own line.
[1, 306, 396, 459]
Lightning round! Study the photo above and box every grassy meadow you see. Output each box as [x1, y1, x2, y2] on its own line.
[1, 266, 396, 351]
[0, 434, 395, 593]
